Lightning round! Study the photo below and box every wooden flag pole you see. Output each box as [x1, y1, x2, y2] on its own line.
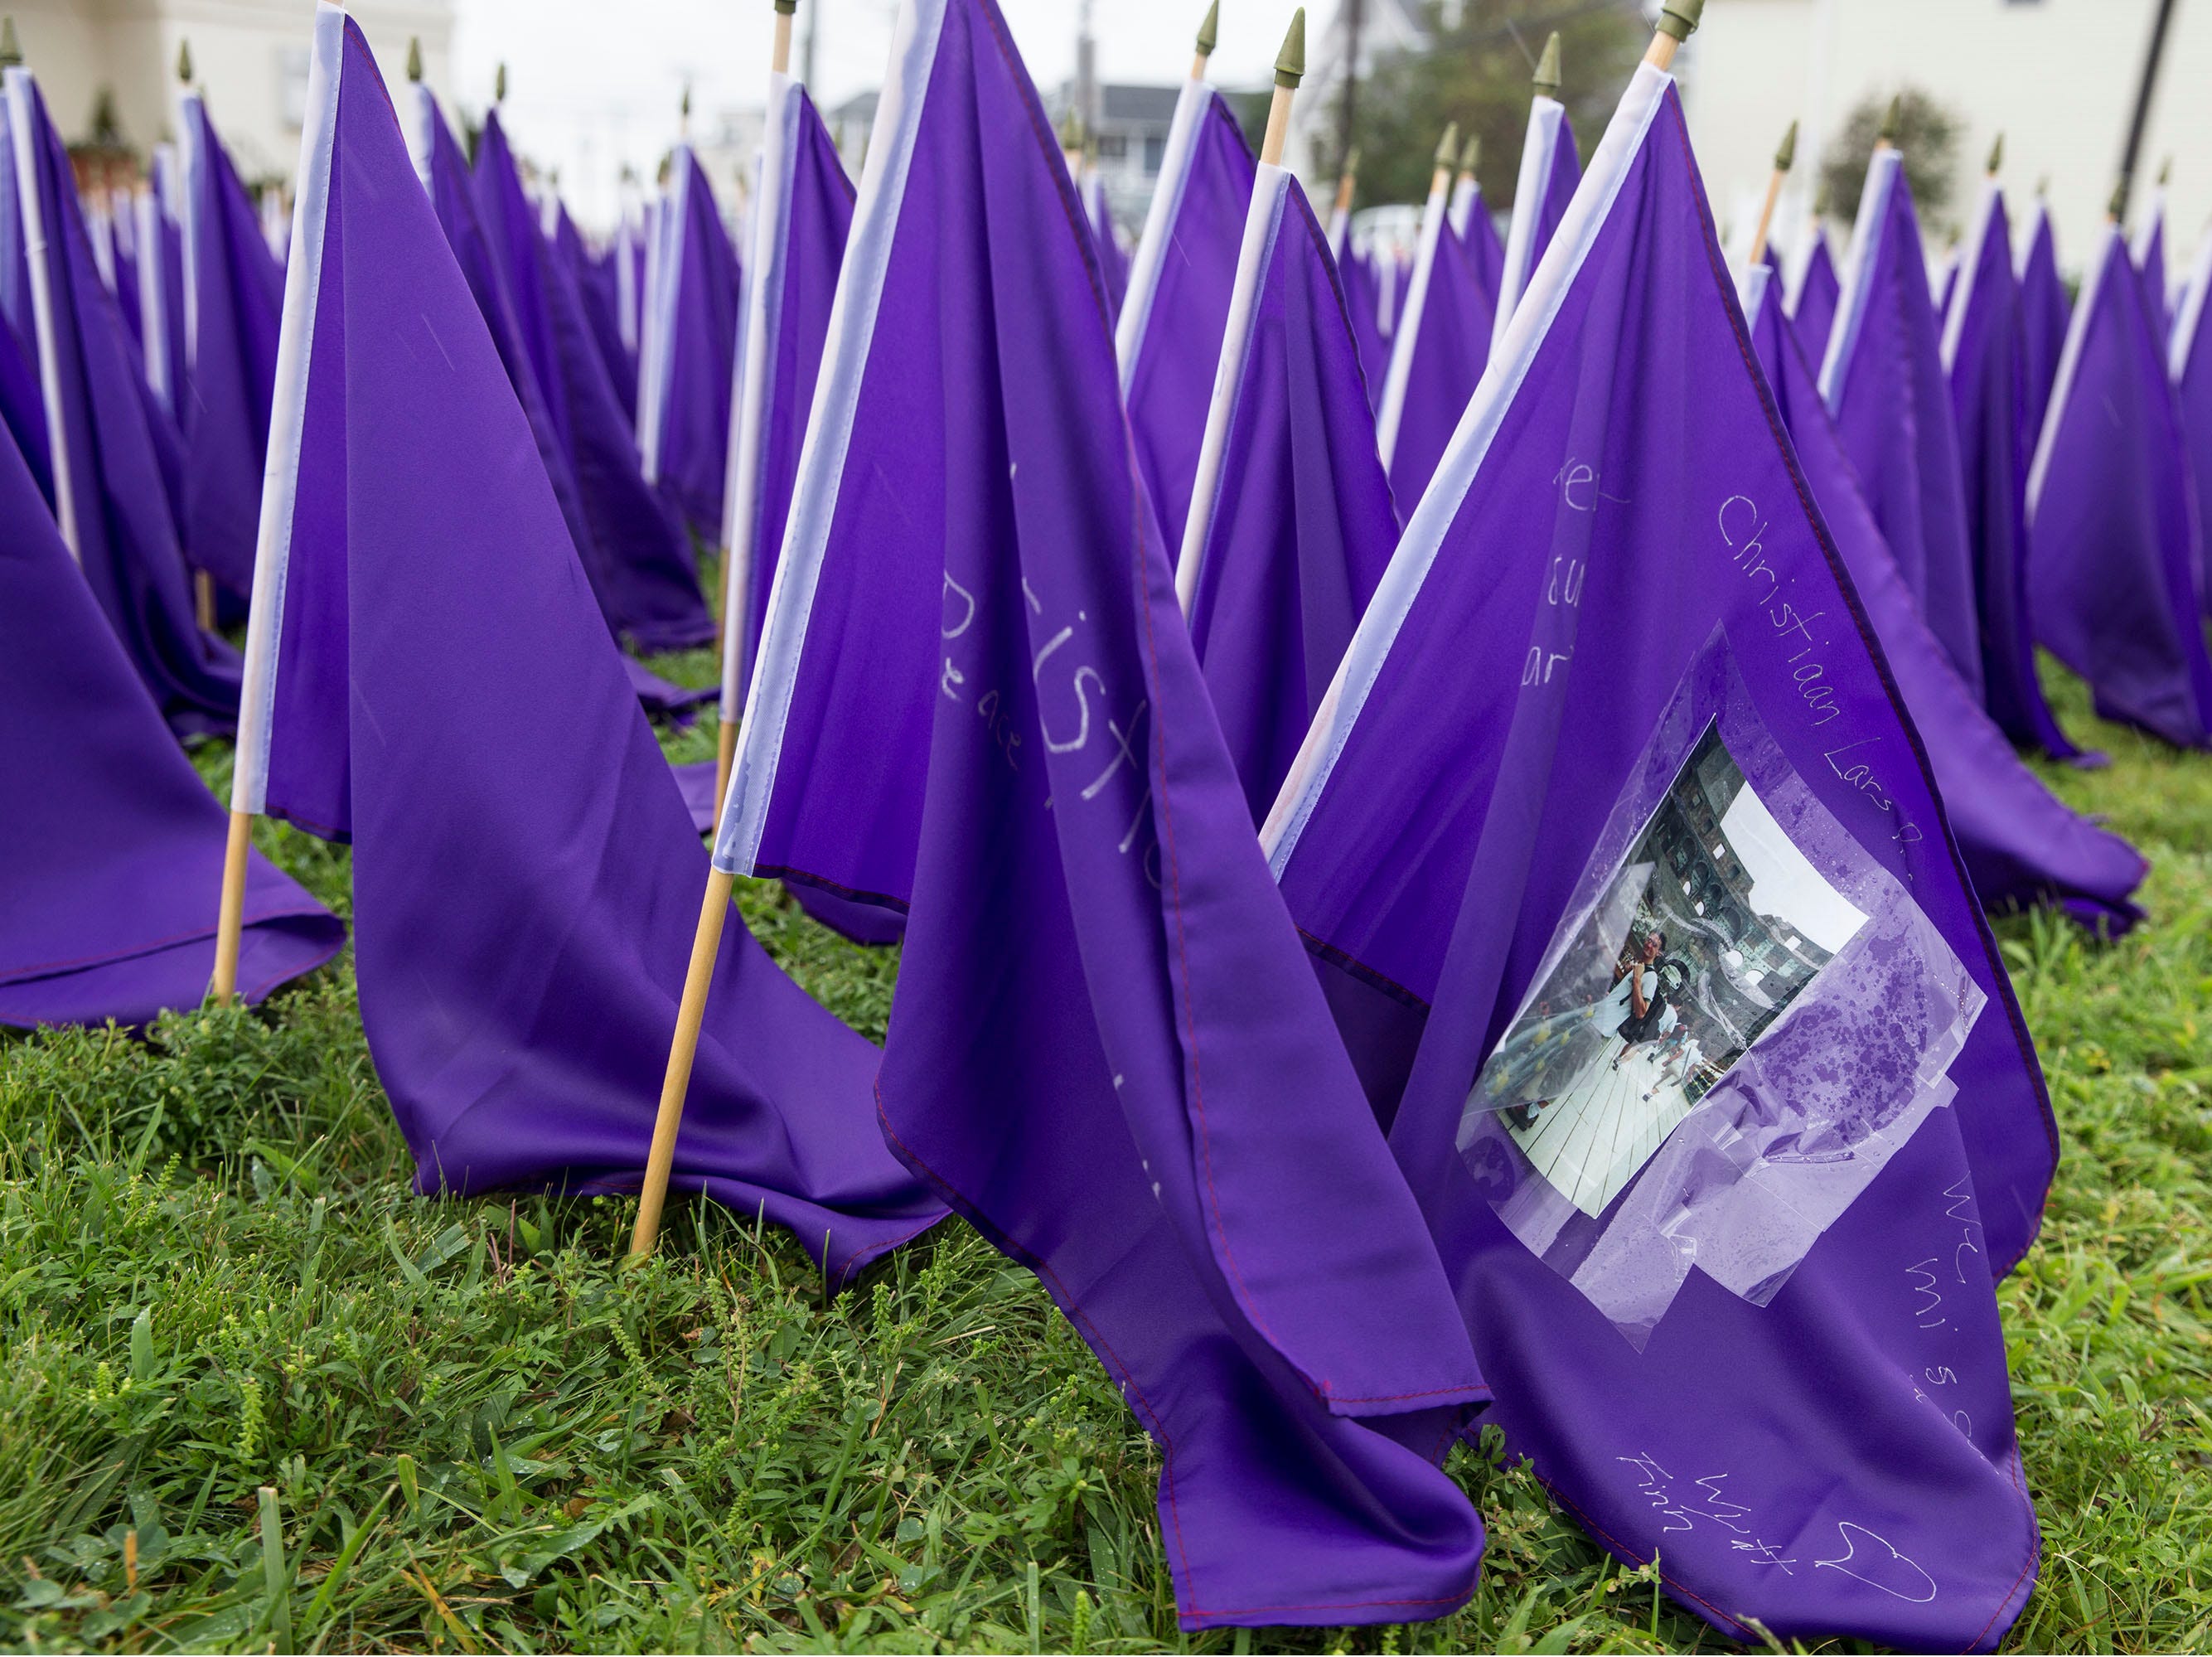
[1333, 144, 1359, 221]
[715, 0, 801, 814]
[1747, 119, 1796, 269]
[209, 809, 253, 1003]
[630, 868, 735, 1258]
[1643, 0, 1702, 70]
[1260, 10, 1302, 168]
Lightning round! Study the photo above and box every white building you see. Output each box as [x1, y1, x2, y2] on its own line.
[1677, 0, 2210, 275]
[8, 0, 453, 186]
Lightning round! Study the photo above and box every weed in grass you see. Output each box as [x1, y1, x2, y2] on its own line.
[0, 658, 2205, 1651]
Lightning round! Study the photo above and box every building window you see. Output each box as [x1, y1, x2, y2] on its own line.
[1145, 133, 1167, 173]
[1096, 133, 1128, 161]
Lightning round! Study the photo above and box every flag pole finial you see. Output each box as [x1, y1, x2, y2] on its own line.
[1985, 132, 2002, 176]
[1813, 177, 1831, 219]
[1195, 0, 1218, 63]
[1259, 9, 1304, 164]
[1774, 118, 1798, 173]
[406, 36, 423, 82]
[1433, 120, 1459, 172]
[0, 19, 20, 69]
[1876, 94, 1902, 148]
[176, 37, 191, 85]
[2108, 176, 2127, 223]
[494, 61, 506, 103]
[1532, 31, 1561, 99]
[775, 0, 798, 12]
[2158, 156, 2172, 187]
[1458, 130, 1480, 177]
[1647, 0, 1701, 68]
[1273, 7, 1304, 89]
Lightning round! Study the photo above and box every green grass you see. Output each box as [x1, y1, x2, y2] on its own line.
[1, 657, 2207, 1653]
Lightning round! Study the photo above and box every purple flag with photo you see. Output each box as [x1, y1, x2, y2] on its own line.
[177, 90, 283, 602]
[1377, 161, 1497, 515]
[2171, 220, 2212, 613]
[1266, 66, 2046, 1647]
[1788, 223, 1840, 366]
[637, 144, 740, 540]
[722, 0, 1488, 1624]
[1175, 161, 1397, 821]
[1749, 267, 2143, 932]
[2015, 199, 2067, 449]
[1491, 94, 1579, 351]
[233, 7, 942, 1277]
[0, 405, 340, 1030]
[1820, 149, 1984, 703]
[471, 108, 717, 653]
[1941, 182, 2089, 761]
[5, 67, 240, 738]
[1116, 83, 1252, 550]
[2027, 223, 2212, 748]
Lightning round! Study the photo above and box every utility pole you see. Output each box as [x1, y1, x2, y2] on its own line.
[801, 0, 819, 86]
[1338, 0, 1364, 170]
[2115, 0, 2177, 219]
[1077, 0, 1099, 137]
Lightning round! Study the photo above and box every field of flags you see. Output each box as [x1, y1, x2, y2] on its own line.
[4, 0, 2212, 1645]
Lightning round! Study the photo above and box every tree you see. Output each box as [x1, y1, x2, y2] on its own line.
[1817, 87, 1963, 235]
[1313, 0, 1646, 211]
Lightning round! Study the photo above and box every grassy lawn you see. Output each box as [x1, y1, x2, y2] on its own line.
[2, 654, 2207, 1654]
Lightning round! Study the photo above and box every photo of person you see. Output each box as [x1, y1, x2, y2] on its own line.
[1467, 724, 1869, 1219]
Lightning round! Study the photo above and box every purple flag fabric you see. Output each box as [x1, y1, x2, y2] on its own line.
[177, 93, 282, 603]
[1377, 163, 1498, 515]
[2171, 224, 2212, 614]
[722, 0, 1488, 1624]
[1266, 68, 2045, 1647]
[2015, 201, 2068, 450]
[1116, 84, 1253, 550]
[1788, 224, 1840, 366]
[1341, 245, 1389, 398]
[0, 406, 340, 1030]
[1491, 95, 1580, 351]
[92, 194, 144, 351]
[0, 102, 50, 504]
[1941, 182, 2089, 761]
[1083, 172, 1128, 320]
[235, 7, 943, 1279]
[1820, 150, 1984, 703]
[1451, 173, 1506, 300]
[1174, 162, 1398, 820]
[469, 108, 717, 652]
[638, 145, 740, 540]
[5, 68, 240, 738]
[2027, 223, 2212, 748]
[719, 75, 853, 702]
[2132, 190, 2168, 341]
[558, 206, 635, 424]
[1750, 267, 2144, 931]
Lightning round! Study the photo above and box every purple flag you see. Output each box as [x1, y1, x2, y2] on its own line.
[1490, 94, 1579, 351]
[1116, 82, 1252, 549]
[137, 149, 188, 423]
[723, 0, 1488, 1623]
[1340, 245, 1389, 397]
[1820, 148, 1984, 702]
[637, 145, 740, 540]
[1266, 65, 2046, 1647]
[5, 67, 240, 737]
[1788, 222, 1840, 365]
[719, 75, 853, 703]
[90, 191, 145, 351]
[2171, 222, 2212, 613]
[0, 101, 50, 503]
[234, 7, 942, 1277]
[2132, 186, 2168, 341]
[2015, 199, 2068, 447]
[0, 409, 340, 1030]
[2027, 222, 2212, 748]
[557, 205, 635, 424]
[1082, 171, 1128, 319]
[1377, 161, 1497, 514]
[1749, 267, 2144, 931]
[469, 108, 717, 652]
[1174, 160, 1397, 820]
[177, 90, 283, 602]
[1941, 182, 2090, 761]
[1932, 248, 1958, 318]
[1450, 172, 1506, 299]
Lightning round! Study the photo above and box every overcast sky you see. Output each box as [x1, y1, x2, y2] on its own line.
[450, 0, 1315, 226]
